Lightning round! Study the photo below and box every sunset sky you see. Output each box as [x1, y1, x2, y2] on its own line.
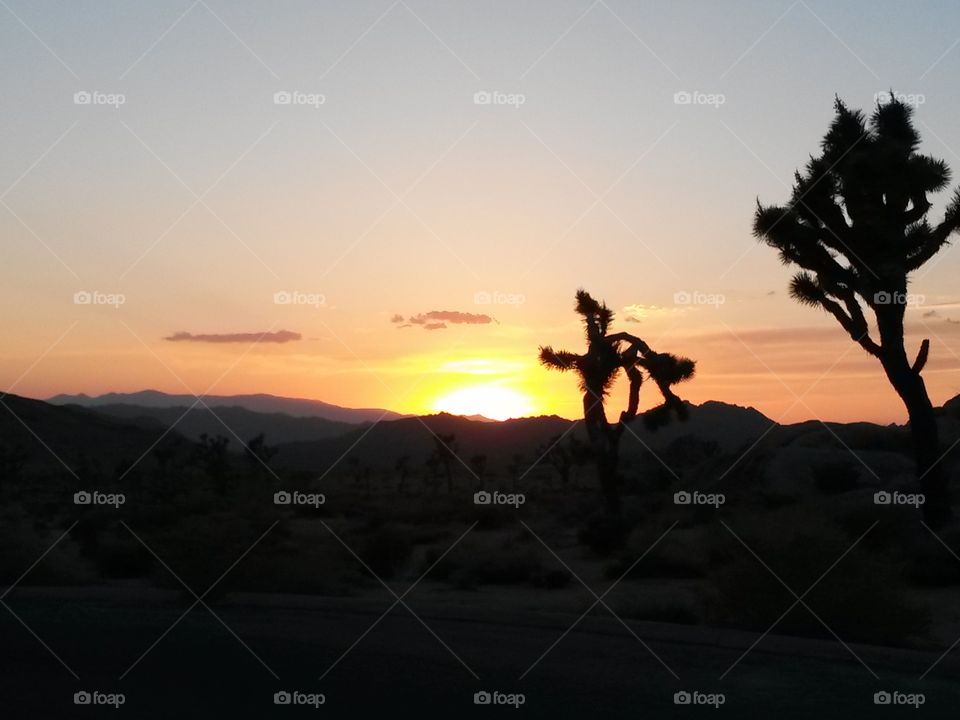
[2, 0, 960, 423]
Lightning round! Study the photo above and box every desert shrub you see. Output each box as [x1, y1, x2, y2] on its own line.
[834, 503, 916, 555]
[427, 535, 566, 589]
[604, 529, 712, 580]
[0, 506, 95, 585]
[357, 522, 413, 579]
[709, 528, 927, 646]
[237, 540, 365, 595]
[147, 513, 272, 599]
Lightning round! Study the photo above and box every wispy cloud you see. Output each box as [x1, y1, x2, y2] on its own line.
[394, 309, 495, 330]
[621, 303, 682, 323]
[164, 330, 301, 344]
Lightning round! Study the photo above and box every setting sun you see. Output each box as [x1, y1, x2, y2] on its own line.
[433, 385, 535, 421]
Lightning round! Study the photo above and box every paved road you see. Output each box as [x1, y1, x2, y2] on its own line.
[1, 592, 956, 718]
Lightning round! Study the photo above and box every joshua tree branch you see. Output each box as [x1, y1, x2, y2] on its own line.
[605, 332, 650, 356]
[819, 295, 882, 357]
[913, 339, 930, 373]
[539, 346, 580, 371]
[619, 365, 642, 424]
[907, 212, 960, 269]
[903, 194, 931, 225]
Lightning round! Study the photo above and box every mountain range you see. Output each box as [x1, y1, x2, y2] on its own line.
[7, 390, 958, 484]
[48, 390, 404, 424]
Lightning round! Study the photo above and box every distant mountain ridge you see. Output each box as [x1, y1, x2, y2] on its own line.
[48, 390, 404, 424]
[24, 390, 960, 485]
[78, 404, 358, 446]
[273, 400, 778, 474]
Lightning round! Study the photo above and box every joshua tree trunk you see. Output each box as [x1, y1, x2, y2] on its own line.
[597, 433, 621, 515]
[584, 393, 622, 514]
[877, 309, 950, 526]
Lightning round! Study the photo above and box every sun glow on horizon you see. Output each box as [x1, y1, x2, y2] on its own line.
[433, 385, 535, 421]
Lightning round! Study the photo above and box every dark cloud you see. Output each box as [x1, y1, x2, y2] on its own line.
[413, 310, 493, 325]
[923, 309, 939, 318]
[623, 315, 641, 323]
[165, 330, 301, 344]
[395, 309, 495, 330]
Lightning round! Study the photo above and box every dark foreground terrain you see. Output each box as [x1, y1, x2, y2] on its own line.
[2, 588, 957, 718]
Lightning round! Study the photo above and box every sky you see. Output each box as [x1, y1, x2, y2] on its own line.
[2, 0, 960, 423]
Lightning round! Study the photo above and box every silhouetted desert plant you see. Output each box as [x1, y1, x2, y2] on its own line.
[427, 534, 568, 589]
[711, 528, 927, 645]
[755, 96, 960, 525]
[358, 521, 413, 579]
[540, 290, 695, 513]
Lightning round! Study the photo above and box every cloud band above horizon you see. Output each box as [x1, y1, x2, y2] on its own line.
[164, 330, 302, 344]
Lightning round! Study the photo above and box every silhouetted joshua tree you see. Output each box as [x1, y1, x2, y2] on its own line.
[244, 433, 278, 472]
[429, 433, 458, 493]
[538, 434, 587, 490]
[194, 433, 231, 494]
[539, 290, 695, 513]
[755, 97, 960, 526]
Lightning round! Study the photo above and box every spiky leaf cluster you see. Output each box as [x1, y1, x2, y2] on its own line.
[754, 96, 960, 358]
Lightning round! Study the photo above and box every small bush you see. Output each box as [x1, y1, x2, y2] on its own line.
[427, 535, 566, 589]
[710, 528, 928, 646]
[358, 523, 412, 579]
[0, 507, 95, 585]
[605, 530, 710, 580]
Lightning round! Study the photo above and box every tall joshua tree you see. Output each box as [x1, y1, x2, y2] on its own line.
[539, 290, 695, 513]
[755, 97, 960, 526]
